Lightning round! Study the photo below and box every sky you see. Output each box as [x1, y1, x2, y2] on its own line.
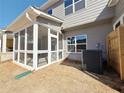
[0, 0, 47, 29]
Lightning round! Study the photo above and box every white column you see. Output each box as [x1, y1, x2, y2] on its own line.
[0, 38, 1, 52]
[62, 34, 64, 59]
[33, 23, 38, 70]
[25, 28, 27, 65]
[13, 33, 15, 62]
[2, 33, 7, 53]
[57, 32, 59, 60]
[18, 32, 20, 63]
[48, 28, 51, 64]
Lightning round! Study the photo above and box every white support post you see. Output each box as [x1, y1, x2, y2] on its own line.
[13, 33, 15, 62]
[18, 32, 20, 63]
[57, 32, 59, 60]
[0, 38, 1, 52]
[62, 34, 64, 59]
[2, 33, 7, 53]
[75, 36, 77, 53]
[33, 23, 38, 70]
[48, 28, 51, 64]
[25, 28, 27, 65]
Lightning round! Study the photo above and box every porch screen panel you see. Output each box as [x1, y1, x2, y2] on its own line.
[37, 53, 48, 67]
[59, 33, 63, 49]
[51, 37, 57, 51]
[51, 52, 57, 62]
[51, 37, 57, 62]
[59, 52, 62, 59]
[14, 52, 18, 61]
[20, 53, 25, 64]
[27, 26, 33, 50]
[20, 30, 25, 50]
[27, 53, 33, 67]
[38, 25, 48, 50]
[15, 33, 18, 50]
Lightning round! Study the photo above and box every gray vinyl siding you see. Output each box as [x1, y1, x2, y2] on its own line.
[63, 22, 112, 61]
[114, 0, 124, 23]
[41, 0, 114, 29]
[43, 0, 65, 20]
[62, 0, 114, 29]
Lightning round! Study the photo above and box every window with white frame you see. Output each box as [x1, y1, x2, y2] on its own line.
[64, 0, 86, 15]
[67, 35, 87, 52]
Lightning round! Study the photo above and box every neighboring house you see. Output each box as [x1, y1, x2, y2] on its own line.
[4, 0, 124, 70]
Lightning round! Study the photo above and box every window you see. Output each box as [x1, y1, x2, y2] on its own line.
[67, 35, 87, 52]
[64, 0, 86, 15]
[75, 0, 85, 11]
[48, 8, 52, 15]
[64, 0, 73, 7]
[74, 0, 80, 2]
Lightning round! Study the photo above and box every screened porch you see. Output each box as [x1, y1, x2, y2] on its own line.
[13, 23, 64, 70]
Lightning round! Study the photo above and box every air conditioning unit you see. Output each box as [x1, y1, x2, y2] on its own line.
[81, 50, 103, 74]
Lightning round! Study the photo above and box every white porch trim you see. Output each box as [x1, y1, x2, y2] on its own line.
[33, 23, 38, 70]
[2, 33, 7, 53]
[6, 6, 63, 31]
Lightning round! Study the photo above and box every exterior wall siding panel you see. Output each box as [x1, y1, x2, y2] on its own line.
[62, 0, 114, 29]
[41, 0, 114, 29]
[64, 22, 112, 61]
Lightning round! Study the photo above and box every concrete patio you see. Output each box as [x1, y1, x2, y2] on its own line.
[0, 60, 119, 93]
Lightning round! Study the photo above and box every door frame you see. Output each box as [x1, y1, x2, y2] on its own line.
[48, 29, 58, 64]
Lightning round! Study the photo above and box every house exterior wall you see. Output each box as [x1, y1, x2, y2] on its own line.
[43, 0, 65, 20]
[62, 0, 114, 29]
[42, 0, 114, 29]
[63, 22, 112, 61]
[113, 0, 124, 23]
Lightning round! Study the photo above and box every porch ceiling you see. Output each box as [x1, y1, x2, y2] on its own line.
[6, 6, 63, 32]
